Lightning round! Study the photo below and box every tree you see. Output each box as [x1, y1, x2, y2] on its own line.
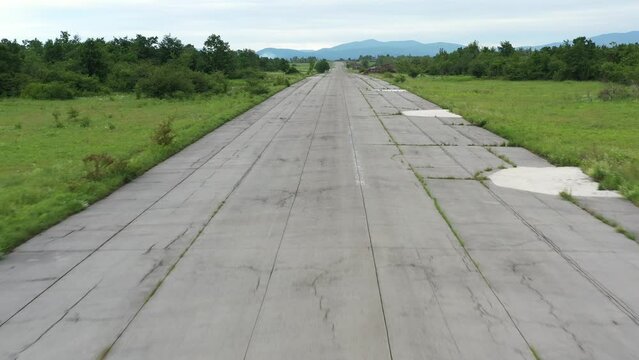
[158, 35, 184, 63]
[236, 49, 260, 69]
[563, 37, 599, 80]
[314, 59, 330, 73]
[498, 41, 515, 57]
[0, 39, 25, 96]
[202, 34, 236, 74]
[307, 59, 316, 74]
[131, 35, 158, 61]
[78, 38, 109, 80]
[43, 31, 78, 63]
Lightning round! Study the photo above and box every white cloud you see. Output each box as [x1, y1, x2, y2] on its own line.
[0, 0, 637, 49]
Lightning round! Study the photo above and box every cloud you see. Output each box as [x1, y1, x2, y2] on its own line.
[1, 0, 637, 49]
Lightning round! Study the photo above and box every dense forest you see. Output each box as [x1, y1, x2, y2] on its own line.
[0, 32, 304, 99]
[356, 37, 639, 85]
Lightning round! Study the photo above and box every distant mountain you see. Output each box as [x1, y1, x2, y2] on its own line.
[259, 31, 639, 59]
[257, 39, 463, 60]
[526, 30, 639, 49]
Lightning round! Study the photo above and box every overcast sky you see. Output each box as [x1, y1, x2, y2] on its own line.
[1, 0, 637, 50]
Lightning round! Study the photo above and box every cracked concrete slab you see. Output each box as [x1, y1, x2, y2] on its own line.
[454, 125, 508, 146]
[1, 63, 638, 360]
[488, 146, 553, 167]
[574, 196, 639, 239]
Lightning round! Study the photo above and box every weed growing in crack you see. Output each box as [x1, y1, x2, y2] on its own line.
[559, 191, 636, 241]
[473, 168, 492, 181]
[486, 147, 517, 167]
[529, 345, 542, 360]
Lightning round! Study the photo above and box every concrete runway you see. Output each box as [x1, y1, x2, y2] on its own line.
[1, 63, 639, 359]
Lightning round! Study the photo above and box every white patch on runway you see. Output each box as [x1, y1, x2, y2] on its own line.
[402, 110, 462, 118]
[378, 89, 406, 92]
[489, 167, 621, 197]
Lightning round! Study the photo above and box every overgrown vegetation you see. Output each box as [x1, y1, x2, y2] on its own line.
[0, 31, 297, 99]
[377, 74, 639, 205]
[151, 119, 175, 146]
[0, 32, 308, 254]
[314, 59, 331, 73]
[0, 78, 306, 254]
[350, 37, 639, 85]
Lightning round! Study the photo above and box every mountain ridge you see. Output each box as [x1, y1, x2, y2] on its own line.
[257, 39, 463, 60]
[526, 30, 639, 49]
[258, 31, 639, 59]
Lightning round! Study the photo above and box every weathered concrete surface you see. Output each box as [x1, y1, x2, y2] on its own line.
[1, 63, 639, 360]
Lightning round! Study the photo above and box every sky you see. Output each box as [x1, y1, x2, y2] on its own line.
[1, 0, 638, 50]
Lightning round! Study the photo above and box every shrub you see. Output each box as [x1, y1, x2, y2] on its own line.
[136, 67, 226, 98]
[190, 71, 228, 94]
[152, 119, 175, 146]
[43, 70, 105, 96]
[235, 68, 266, 79]
[272, 75, 290, 87]
[286, 67, 300, 74]
[136, 66, 195, 98]
[52, 118, 64, 128]
[598, 85, 639, 101]
[106, 62, 153, 92]
[78, 117, 91, 128]
[190, 71, 211, 93]
[207, 72, 228, 94]
[475, 119, 488, 128]
[21, 82, 74, 100]
[67, 107, 79, 120]
[245, 78, 269, 95]
[0, 73, 31, 97]
[52, 111, 64, 128]
[314, 60, 330, 73]
[83, 153, 114, 180]
[394, 74, 406, 83]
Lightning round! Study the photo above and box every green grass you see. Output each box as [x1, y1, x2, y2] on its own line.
[379, 74, 639, 205]
[291, 62, 315, 74]
[0, 72, 306, 254]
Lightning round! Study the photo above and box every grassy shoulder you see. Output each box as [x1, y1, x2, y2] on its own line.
[0, 72, 306, 254]
[377, 74, 639, 205]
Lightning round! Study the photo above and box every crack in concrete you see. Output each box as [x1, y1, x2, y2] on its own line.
[358, 74, 539, 360]
[241, 74, 329, 360]
[517, 271, 590, 356]
[137, 259, 164, 285]
[14, 281, 101, 358]
[99, 77, 325, 360]
[347, 74, 395, 360]
[484, 184, 639, 326]
[0, 82, 315, 330]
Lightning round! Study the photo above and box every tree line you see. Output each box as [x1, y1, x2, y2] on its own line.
[0, 32, 301, 99]
[365, 37, 639, 84]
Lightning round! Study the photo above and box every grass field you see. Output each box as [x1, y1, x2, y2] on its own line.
[0, 72, 306, 254]
[378, 74, 639, 205]
[291, 62, 315, 74]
